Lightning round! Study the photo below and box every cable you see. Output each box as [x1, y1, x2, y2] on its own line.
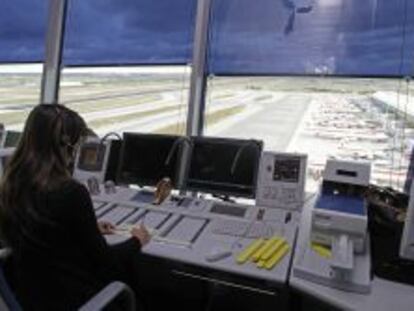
[164, 136, 193, 166]
[230, 140, 261, 175]
[100, 132, 122, 143]
[396, 77, 410, 189]
[177, 64, 190, 135]
[206, 75, 214, 131]
[390, 0, 409, 188]
[205, 0, 219, 133]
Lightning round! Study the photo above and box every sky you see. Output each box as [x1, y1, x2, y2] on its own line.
[0, 0, 413, 76]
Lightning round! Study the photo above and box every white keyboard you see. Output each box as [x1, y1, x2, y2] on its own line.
[115, 225, 191, 248]
[98, 205, 137, 225]
[95, 204, 115, 218]
[93, 201, 105, 210]
[211, 219, 275, 238]
[115, 224, 156, 237]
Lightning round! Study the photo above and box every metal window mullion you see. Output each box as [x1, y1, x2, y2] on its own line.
[178, 0, 212, 193]
[186, 0, 212, 137]
[40, 0, 68, 105]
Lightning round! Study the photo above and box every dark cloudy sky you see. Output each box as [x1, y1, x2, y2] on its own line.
[0, 0, 413, 76]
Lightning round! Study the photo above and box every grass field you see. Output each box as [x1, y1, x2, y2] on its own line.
[155, 105, 245, 135]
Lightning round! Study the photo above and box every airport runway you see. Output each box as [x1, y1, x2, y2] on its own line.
[95, 91, 259, 134]
[211, 94, 311, 151]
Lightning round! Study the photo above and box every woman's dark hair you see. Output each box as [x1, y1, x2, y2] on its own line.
[0, 104, 88, 246]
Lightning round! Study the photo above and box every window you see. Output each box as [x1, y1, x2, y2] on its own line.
[205, 76, 413, 191]
[207, 0, 414, 75]
[63, 0, 197, 65]
[59, 66, 191, 136]
[0, 0, 47, 62]
[0, 0, 47, 129]
[61, 1, 196, 135]
[205, 1, 414, 191]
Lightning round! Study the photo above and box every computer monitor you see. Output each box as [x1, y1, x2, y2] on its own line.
[73, 137, 122, 183]
[185, 137, 263, 198]
[117, 133, 182, 187]
[77, 142, 107, 172]
[3, 131, 22, 148]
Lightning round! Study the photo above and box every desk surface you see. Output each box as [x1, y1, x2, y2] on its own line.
[94, 186, 298, 286]
[290, 197, 414, 311]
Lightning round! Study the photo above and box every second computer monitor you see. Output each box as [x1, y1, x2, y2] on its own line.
[2, 130, 22, 148]
[186, 137, 263, 198]
[117, 133, 181, 187]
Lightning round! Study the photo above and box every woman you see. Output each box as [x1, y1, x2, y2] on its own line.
[0, 104, 150, 310]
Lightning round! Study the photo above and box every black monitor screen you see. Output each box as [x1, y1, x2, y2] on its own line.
[117, 133, 181, 187]
[4, 131, 22, 148]
[186, 137, 263, 198]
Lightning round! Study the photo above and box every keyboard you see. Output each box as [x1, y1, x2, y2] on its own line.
[95, 204, 115, 218]
[98, 205, 137, 225]
[93, 201, 105, 210]
[115, 225, 191, 248]
[211, 219, 275, 238]
[115, 224, 156, 237]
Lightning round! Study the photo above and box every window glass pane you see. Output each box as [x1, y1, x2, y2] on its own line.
[0, 0, 47, 62]
[208, 0, 414, 76]
[0, 64, 42, 130]
[59, 66, 191, 136]
[64, 0, 197, 65]
[206, 76, 413, 191]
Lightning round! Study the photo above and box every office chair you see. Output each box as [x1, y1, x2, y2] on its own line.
[0, 249, 136, 311]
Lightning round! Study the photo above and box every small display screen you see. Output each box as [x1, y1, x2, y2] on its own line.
[78, 143, 106, 171]
[273, 156, 301, 183]
[83, 148, 99, 166]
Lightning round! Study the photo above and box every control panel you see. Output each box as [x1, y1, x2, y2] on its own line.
[256, 152, 307, 210]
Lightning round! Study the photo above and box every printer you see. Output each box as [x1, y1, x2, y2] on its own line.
[311, 160, 370, 283]
[294, 159, 371, 294]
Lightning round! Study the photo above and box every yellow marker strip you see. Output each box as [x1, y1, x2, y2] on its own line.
[251, 237, 279, 262]
[311, 243, 332, 259]
[236, 239, 265, 264]
[257, 259, 266, 269]
[261, 238, 285, 261]
[264, 243, 290, 270]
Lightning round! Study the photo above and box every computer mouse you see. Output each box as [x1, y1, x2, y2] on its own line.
[205, 247, 233, 262]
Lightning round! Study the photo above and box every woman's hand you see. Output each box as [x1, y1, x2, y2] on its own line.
[98, 221, 115, 235]
[131, 225, 151, 246]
